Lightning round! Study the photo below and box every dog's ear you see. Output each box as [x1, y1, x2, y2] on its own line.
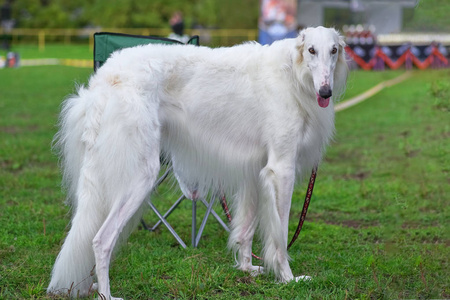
[296, 43, 304, 65]
[337, 31, 347, 62]
[296, 28, 309, 64]
[298, 27, 312, 43]
[333, 29, 349, 100]
[330, 28, 347, 63]
[333, 28, 346, 54]
[338, 33, 346, 51]
[298, 28, 306, 42]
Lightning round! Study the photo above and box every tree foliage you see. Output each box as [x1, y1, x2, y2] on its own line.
[9, 0, 446, 32]
[403, 0, 450, 32]
[10, 0, 260, 29]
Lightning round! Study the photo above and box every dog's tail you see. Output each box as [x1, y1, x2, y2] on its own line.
[47, 200, 102, 297]
[48, 72, 162, 296]
[48, 87, 106, 297]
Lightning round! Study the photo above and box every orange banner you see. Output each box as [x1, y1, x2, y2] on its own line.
[345, 45, 449, 70]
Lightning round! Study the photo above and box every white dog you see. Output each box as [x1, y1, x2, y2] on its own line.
[48, 26, 348, 299]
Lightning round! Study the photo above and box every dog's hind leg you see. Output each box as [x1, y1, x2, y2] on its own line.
[89, 85, 162, 299]
[228, 182, 263, 276]
[258, 159, 297, 282]
[92, 172, 156, 300]
[92, 131, 160, 299]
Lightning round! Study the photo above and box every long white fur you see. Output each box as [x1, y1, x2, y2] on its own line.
[48, 26, 348, 299]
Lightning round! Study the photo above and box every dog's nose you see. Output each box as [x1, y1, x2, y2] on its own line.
[319, 85, 332, 99]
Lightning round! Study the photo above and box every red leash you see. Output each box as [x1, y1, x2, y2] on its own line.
[220, 166, 318, 260]
[287, 166, 317, 250]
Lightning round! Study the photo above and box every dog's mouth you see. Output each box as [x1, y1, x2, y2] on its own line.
[316, 94, 330, 108]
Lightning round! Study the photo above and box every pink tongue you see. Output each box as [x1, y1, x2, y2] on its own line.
[317, 94, 330, 108]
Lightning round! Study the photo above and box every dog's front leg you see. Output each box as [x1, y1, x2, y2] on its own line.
[258, 161, 297, 282]
[228, 182, 263, 276]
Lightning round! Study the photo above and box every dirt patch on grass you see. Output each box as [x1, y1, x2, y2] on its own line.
[1, 159, 23, 173]
[236, 276, 254, 285]
[0, 125, 40, 134]
[308, 213, 379, 228]
[344, 171, 371, 181]
[401, 221, 441, 229]
[324, 219, 379, 229]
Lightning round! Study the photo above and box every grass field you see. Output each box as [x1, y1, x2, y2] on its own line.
[2, 44, 93, 60]
[0, 64, 449, 299]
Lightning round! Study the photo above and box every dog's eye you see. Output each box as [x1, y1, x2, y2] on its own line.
[331, 47, 337, 54]
[308, 48, 316, 55]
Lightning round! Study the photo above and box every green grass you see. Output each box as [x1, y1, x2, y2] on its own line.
[343, 70, 405, 99]
[0, 65, 449, 299]
[2, 44, 93, 60]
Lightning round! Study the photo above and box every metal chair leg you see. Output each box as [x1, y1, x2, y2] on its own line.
[143, 165, 229, 248]
[199, 197, 230, 232]
[148, 195, 186, 231]
[194, 195, 216, 247]
[147, 201, 187, 249]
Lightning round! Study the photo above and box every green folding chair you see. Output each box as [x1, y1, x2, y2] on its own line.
[93, 32, 229, 248]
[93, 32, 200, 71]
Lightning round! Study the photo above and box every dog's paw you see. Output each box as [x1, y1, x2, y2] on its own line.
[249, 266, 265, 277]
[96, 291, 123, 300]
[238, 265, 265, 276]
[294, 275, 312, 282]
[277, 275, 312, 284]
[97, 296, 123, 300]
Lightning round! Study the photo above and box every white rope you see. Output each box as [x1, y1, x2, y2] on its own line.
[335, 71, 412, 112]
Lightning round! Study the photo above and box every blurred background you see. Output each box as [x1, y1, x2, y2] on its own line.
[0, 0, 449, 69]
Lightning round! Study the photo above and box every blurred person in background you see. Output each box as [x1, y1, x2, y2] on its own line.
[168, 11, 189, 43]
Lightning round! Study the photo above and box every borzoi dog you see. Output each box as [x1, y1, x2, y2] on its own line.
[48, 26, 348, 298]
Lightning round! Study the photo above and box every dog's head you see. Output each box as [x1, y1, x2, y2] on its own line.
[296, 26, 347, 108]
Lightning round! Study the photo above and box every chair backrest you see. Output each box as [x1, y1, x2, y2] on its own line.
[93, 32, 200, 71]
